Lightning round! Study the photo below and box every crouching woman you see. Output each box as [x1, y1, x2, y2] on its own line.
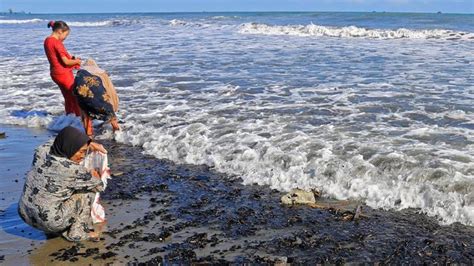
[18, 126, 107, 241]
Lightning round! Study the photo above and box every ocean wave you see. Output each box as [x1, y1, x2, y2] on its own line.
[0, 18, 44, 24]
[239, 22, 474, 40]
[168, 19, 214, 28]
[0, 18, 135, 27]
[169, 17, 238, 27]
[169, 19, 188, 26]
[211, 15, 240, 20]
[114, 119, 474, 226]
[67, 19, 136, 27]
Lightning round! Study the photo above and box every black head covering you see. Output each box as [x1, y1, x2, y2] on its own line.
[50, 126, 90, 159]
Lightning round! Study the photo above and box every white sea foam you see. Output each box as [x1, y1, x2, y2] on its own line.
[0, 19, 135, 27]
[239, 22, 474, 40]
[168, 19, 213, 28]
[114, 118, 474, 226]
[169, 19, 187, 26]
[0, 18, 44, 24]
[211, 15, 240, 20]
[68, 19, 136, 27]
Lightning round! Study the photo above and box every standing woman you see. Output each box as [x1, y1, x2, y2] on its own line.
[44, 21, 82, 116]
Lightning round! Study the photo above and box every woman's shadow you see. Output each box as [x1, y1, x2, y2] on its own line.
[0, 203, 46, 241]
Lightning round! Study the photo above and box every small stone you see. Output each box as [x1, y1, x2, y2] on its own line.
[112, 171, 124, 177]
[281, 189, 319, 205]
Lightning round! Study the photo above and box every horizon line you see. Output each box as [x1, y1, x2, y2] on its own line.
[2, 10, 473, 15]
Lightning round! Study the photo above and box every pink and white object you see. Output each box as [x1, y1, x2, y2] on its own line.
[83, 151, 111, 223]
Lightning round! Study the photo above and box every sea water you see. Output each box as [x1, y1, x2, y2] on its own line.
[0, 12, 473, 225]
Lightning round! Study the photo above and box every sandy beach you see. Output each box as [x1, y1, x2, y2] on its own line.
[0, 124, 472, 264]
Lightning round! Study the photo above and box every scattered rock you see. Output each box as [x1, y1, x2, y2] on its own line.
[50, 246, 80, 261]
[147, 247, 165, 255]
[143, 230, 171, 242]
[165, 247, 196, 262]
[0, 132, 6, 139]
[34, 139, 474, 264]
[141, 255, 163, 264]
[341, 205, 367, 221]
[83, 248, 99, 257]
[185, 233, 210, 248]
[111, 171, 124, 177]
[95, 251, 117, 260]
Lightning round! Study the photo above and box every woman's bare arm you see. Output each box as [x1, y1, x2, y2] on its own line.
[61, 56, 81, 67]
[89, 142, 107, 154]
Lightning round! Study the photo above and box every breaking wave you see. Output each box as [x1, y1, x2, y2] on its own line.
[239, 22, 474, 40]
[168, 19, 216, 29]
[0, 18, 44, 24]
[169, 19, 188, 26]
[67, 19, 137, 27]
[211, 15, 240, 20]
[0, 18, 136, 27]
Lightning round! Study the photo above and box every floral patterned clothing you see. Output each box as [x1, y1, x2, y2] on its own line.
[18, 140, 103, 241]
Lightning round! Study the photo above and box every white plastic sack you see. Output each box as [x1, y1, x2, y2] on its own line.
[83, 151, 111, 223]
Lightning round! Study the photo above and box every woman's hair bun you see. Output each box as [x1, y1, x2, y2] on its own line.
[47, 20, 69, 31]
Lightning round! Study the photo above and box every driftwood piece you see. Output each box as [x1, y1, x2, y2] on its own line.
[307, 199, 369, 221]
[281, 189, 368, 220]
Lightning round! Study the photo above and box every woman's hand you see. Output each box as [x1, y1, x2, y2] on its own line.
[61, 56, 82, 67]
[89, 142, 107, 154]
[91, 169, 100, 178]
[110, 117, 121, 132]
[72, 57, 82, 66]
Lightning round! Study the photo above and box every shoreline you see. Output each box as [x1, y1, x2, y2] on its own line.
[0, 124, 473, 264]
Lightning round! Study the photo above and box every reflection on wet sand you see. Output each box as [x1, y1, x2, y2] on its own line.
[0, 125, 51, 264]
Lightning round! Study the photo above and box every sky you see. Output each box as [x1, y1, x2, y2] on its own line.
[1, 0, 473, 14]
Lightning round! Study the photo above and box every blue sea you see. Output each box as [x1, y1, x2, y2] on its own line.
[0, 12, 473, 225]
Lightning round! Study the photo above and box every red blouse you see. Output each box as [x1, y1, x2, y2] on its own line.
[44, 36, 78, 75]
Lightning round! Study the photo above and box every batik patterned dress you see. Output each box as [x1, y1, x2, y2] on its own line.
[74, 69, 115, 122]
[18, 140, 103, 241]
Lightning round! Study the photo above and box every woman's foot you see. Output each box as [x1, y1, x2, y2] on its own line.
[88, 231, 100, 242]
[110, 117, 120, 132]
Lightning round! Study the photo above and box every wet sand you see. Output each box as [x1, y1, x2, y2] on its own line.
[0, 125, 53, 263]
[0, 125, 473, 264]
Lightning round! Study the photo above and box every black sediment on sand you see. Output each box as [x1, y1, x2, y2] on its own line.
[46, 139, 474, 264]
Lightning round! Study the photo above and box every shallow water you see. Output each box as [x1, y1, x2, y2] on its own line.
[0, 125, 52, 260]
[0, 12, 473, 226]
